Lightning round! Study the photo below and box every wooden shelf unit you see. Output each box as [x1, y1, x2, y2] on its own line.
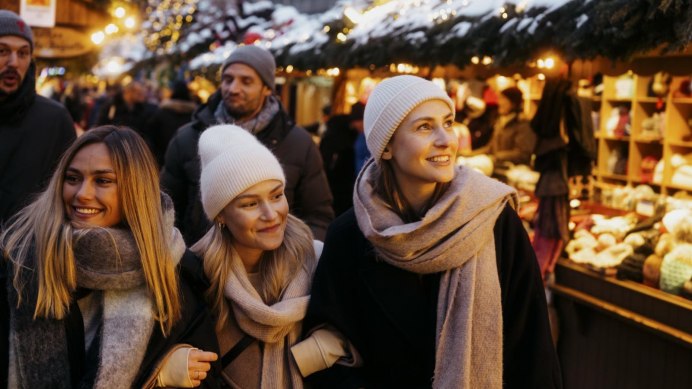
[592, 74, 692, 195]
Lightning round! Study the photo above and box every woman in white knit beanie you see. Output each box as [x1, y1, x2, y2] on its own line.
[303, 75, 561, 388]
[191, 124, 351, 388]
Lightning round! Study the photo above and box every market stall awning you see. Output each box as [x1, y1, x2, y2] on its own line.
[103, 0, 692, 76]
[270, 0, 692, 70]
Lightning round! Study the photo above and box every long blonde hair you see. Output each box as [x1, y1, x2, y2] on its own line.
[192, 214, 315, 332]
[0, 126, 181, 335]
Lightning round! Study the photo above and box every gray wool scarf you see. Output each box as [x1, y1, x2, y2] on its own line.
[8, 197, 186, 389]
[353, 161, 517, 389]
[214, 95, 280, 134]
[221, 241, 322, 389]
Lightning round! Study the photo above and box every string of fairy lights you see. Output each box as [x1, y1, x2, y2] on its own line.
[143, 0, 197, 54]
[95, 0, 558, 78]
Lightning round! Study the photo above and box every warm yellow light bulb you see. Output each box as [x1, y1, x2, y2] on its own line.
[124, 17, 136, 29]
[114, 7, 126, 18]
[91, 31, 105, 45]
[105, 23, 119, 35]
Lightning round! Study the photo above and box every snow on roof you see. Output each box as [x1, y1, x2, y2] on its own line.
[99, 0, 689, 75]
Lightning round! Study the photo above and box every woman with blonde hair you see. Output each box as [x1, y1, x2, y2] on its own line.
[303, 75, 561, 388]
[1, 126, 219, 388]
[192, 124, 338, 388]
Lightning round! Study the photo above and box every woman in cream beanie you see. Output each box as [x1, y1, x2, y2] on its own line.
[192, 124, 350, 388]
[303, 75, 561, 388]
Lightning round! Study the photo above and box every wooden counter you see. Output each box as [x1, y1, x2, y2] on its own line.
[551, 259, 692, 388]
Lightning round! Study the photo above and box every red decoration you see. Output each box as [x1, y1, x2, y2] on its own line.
[243, 32, 262, 44]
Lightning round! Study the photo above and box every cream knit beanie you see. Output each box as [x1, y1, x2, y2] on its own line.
[364, 75, 454, 161]
[198, 124, 286, 220]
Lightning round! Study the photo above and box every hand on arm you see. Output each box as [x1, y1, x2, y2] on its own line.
[156, 346, 218, 388]
[187, 348, 218, 387]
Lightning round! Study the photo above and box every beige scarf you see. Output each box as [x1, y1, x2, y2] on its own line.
[354, 161, 517, 388]
[223, 242, 321, 388]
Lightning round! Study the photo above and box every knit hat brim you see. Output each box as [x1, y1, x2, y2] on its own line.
[221, 45, 276, 91]
[198, 125, 286, 220]
[0, 10, 33, 50]
[364, 76, 454, 161]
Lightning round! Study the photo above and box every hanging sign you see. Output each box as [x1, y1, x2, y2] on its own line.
[20, 0, 56, 28]
[33, 27, 94, 58]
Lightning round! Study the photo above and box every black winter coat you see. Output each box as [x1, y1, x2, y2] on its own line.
[319, 114, 357, 217]
[143, 99, 197, 167]
[161, 91, 334, 243]
[304, 206, 562, 388]
[0, 94, 75, 225]
[0, 251, 222, 389]
[95, 94, 157, 139]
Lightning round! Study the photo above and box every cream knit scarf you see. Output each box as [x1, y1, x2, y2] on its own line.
[353, 161, 518, 389]
[223, 241, 321, 389]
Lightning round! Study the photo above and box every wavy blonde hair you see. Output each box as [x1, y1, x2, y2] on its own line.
[0, 126, 181, 335]
[192, 214, 315, 332]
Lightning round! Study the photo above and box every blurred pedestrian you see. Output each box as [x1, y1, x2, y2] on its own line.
[305, 104, 331, 142]
[351, 102, 370, 174]
[96, 80, 157, 139]
[319, 110, 357, 216]
[487, 86, 536, 167]
[144, 79, 197, 166]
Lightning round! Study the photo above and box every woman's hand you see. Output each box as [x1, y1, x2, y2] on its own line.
[188, 348, 218, 387]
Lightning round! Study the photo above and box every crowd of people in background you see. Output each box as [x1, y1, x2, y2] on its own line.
[1, 10, 561, 389]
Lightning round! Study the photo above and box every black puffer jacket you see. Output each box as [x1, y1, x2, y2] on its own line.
[161, 91, 334, 244]
[0, 63, 75, 225]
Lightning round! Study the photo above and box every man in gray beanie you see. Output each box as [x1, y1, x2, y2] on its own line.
[0, 10, 75, 225]
[162, 44, 333, 243]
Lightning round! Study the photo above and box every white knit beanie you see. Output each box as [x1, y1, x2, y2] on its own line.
[364, 75, 454, 161]
[198, 124, 286, 220]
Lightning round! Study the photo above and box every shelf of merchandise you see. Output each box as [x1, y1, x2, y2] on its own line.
[595, 74, 692, 196]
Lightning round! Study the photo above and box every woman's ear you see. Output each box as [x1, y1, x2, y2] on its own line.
[382, 146, 392, 160]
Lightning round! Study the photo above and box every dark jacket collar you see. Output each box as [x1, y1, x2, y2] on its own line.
[0, 61, 37, 124]
[192, 90, 295, 149]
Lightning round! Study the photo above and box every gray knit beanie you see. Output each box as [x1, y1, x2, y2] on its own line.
[0, 10, 33, 51]
[198, 124, 286, 220]
[364, 75, 454, 161]
[221, 45, 276, 91]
